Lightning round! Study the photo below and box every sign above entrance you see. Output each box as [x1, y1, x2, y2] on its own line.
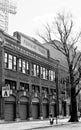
[13, 31, 48, 58]
[21, 36, 48, 58]
[2, 85, 10, 97]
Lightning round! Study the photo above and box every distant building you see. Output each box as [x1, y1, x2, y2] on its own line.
[0, 0, 17, 32]
[43, 41, 71, 117]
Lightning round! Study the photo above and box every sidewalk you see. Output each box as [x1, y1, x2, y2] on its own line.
[0, 117, 80, 130]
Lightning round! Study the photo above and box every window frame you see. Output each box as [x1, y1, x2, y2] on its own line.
[4, 52, 17, 71]
[4, 53, 8, 68]
[31, 63, 40, 77]
[8, 54, 13, 69]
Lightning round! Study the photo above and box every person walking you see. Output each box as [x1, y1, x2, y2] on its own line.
[78, 111, 80, 120]
[49, 114, 54, 126]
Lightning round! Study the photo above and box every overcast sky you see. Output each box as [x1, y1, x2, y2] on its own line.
[8, 0, 81, 49]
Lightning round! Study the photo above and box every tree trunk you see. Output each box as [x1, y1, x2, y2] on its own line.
[68, 86, 78, 122]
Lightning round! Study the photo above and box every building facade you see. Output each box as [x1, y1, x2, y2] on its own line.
[0, 30, 60, 121]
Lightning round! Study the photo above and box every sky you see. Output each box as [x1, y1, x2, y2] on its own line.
[8, 0, 81, 49]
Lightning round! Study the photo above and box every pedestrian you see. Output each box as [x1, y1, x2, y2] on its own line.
[49, 114, 54, 126]
[78, 111, 80, 120]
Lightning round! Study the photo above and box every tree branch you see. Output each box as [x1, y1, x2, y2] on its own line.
[49, 40, 66, 56]
[73, 52, 81, 71]
[75, 87, 81, 97]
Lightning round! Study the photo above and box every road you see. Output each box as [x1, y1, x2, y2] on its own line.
[34, 123, 81, 130]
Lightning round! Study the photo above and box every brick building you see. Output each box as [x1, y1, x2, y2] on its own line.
[0, 30, 60, 121]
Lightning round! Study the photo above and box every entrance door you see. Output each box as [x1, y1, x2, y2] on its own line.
[51, 105, 54, 117]
[43, 104, 49, 118]
[5, 102, 16, 121]
[19, 103, 29, 120]
[32, 103, 39, 119]
[54, 103, 57, 117]
[63, 101, 66, 116]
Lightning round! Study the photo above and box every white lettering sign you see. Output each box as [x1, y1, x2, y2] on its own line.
[21, 36, 48, 58]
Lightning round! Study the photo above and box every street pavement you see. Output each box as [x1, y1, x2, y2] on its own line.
[0, 117, 81, 130]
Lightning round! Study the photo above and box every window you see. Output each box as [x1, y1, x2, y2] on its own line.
[20, 82, 24, 88]
[24, 84, 29, 91]
[19, 58, 30, 74]
[35, 86, 40, 92]
[41, 67, 49, 80]
[5, 79, 16, 90]
[4, 53, 17, 71]
[46, 69, 48, 80]
[20, 82, 29, 91]
[49, 70, 55, 81]
[13, 56, 17, 70]
[32, 63, 40, 77]
[22, 60, 25, 73]
[32, 64, 36, 76]
[51, 71, 54, 81]
[41, 67, 43, 78]
[26, 61, 30, 74]
[53, 71, 55, 80]
[49, 70, 51, 80]
[50, 89, 55, 95]
[42, 87, 49, 94]
[33, 64, 36, 76]
[37, 65, 40, 77]
[43, 67, 45, 79]
[32, 85, 35, 92]
[8, 54, 12, 69]
[19, 59, 22, 72]
[32, 85, 40, 93]
[4, 53, 8, 68]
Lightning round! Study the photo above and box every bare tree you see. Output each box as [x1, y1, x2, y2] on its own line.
[37, 12, 81, 122]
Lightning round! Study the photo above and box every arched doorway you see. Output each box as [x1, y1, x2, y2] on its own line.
[19, 96, 29, 120]
[4, 95, 16, 121]
[42, 98, 49, 118]
[32, 98, 40, 119]
[54, 103, 57, 117]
